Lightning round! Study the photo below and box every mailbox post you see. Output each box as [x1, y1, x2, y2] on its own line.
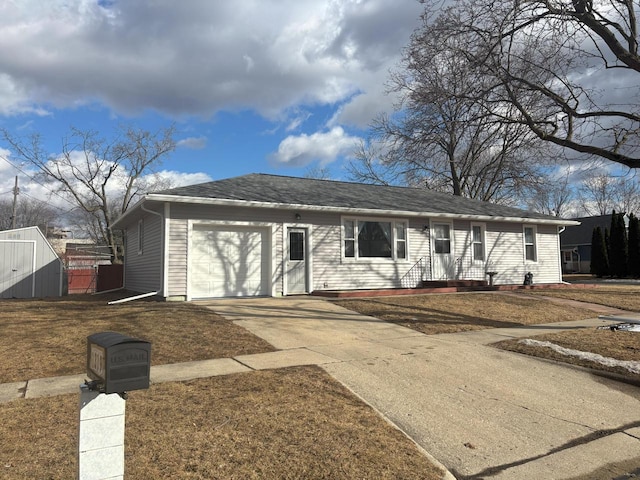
[79, 332, 151, 480]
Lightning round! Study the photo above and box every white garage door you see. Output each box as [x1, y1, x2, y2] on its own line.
[190, 226, 269, 298]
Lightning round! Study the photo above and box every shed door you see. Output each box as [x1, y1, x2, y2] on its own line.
[190, 226, 269, 298]
[0, 241, 35, 299]
[431, 222, 455, 280]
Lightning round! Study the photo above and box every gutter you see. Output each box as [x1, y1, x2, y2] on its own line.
[123, 194, 579, 227]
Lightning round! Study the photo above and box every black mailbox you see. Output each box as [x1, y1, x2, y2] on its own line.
[87, 332, 151, 394]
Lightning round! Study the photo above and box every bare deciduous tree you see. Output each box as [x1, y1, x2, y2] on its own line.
[303, 166, 333, 180]
[525, 173, 575, 217]
[349, 19, 550, 203]
[1, 125, 176, 261]
[0, 196, 59, 232]
[578, 172, 640, 215]
[416, 0, 640, 168]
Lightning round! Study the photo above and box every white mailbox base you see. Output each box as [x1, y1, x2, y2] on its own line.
[78, 385, 125, 480]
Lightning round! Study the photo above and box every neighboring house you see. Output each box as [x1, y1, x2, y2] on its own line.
[560, 214, 619, 274]
[0, 226, 66, 298]
[62, 243, 114, 294]
[63, 243, 112, 269]
[112, 174, 578, 300]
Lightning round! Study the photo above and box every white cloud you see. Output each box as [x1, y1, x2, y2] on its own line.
[285, 112, 312, 132]
[269, 126, 361, 167]
[150, 170, 212, 189]
[0, 0, 423, 123]
[177, 136, 208, 150]
[0, 148, 16, 174]
[0, 150, 211, 213]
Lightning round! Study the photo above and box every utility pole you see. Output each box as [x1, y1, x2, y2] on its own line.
[11, 176, 18, 229]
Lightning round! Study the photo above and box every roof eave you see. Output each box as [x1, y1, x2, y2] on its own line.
[141, 193, 579, 226]
[112, 197, 147, 229]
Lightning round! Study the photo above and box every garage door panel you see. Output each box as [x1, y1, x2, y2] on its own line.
[190, 226, 269, 298]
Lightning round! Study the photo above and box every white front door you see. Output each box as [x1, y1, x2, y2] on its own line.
[431, 222, 455, 280]
[286, 228, 307, 294]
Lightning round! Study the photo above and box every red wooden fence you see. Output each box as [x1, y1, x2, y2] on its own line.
[96, 264, 123, 292]
[67, 268, 96, 294]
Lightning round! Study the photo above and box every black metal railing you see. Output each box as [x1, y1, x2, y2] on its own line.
[455, 258, 495, 282]
[401, 257, 427, 288]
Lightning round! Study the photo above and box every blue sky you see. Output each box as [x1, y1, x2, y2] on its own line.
[0, 0, 425, 209]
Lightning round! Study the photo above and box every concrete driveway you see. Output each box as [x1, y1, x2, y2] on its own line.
[202, 297, 640, 479]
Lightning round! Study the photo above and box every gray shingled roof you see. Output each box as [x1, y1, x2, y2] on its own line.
[560, 214, 613, 247]
[153, 173, 566, 222]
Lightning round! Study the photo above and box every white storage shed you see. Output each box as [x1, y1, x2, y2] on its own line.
[0, 226, 65, 298]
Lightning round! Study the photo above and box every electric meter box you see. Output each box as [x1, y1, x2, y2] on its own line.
[87, 332, 151, 394]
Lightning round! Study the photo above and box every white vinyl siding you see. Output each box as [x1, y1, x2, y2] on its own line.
[124, 211, 162, 294]
[130, 201, 563, 298]
[167, 218, 188, 297]
[483, 223, 559, 284]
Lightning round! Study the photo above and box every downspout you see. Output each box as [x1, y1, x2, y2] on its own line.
[558, 226, 568, 284]
[141, 202, 165, 297]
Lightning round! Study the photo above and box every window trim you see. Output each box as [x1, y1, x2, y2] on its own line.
[431, 221, 453, 255]
[137, 219, 144, 255]
[288, 229, 305, 261]
[470, 222, 486, 263]
[523, 225, 537, 262]
[341, 216, 409, 261]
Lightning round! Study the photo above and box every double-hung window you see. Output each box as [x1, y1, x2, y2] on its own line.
[471, 223, 485, 262]
[524, 226, 537, 262]
[343, 218, 408, 260]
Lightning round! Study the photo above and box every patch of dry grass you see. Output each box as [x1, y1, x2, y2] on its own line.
[493, 328, 640, 379]
[525, 285, 640, 311]
[0, 294, 275, 383]
[0, 367, 443, 480]
[335, 292, 597, 335]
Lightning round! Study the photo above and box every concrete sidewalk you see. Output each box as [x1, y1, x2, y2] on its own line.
[0, 346, 340, 404]
[2, 296, 639, 479]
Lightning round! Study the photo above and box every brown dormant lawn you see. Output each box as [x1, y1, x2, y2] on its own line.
[0, 367, 443, 479]
[524, 284, 640, 311]
[334, 291, 597, 335]
[493, 328, 640, 379]
[0, 295, 444, 479]
[0, 293, 274, 383]
[501, 285, 640, 379]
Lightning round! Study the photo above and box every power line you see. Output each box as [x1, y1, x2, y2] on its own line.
[20, 190, 80, 215]
[0, 154, 78, 209]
